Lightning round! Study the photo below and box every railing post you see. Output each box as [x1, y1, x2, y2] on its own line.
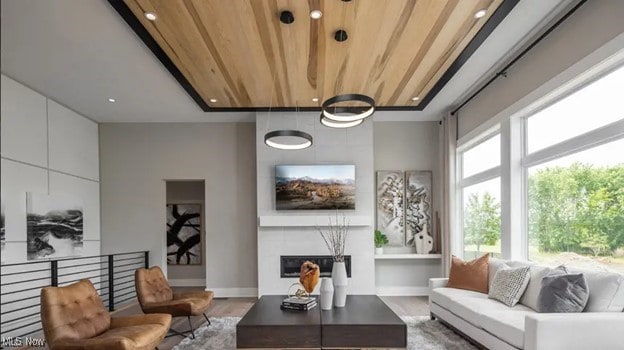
[144, 251, 149, 268]
[108, 255, 114, 311]
[50, 260, 58, 287]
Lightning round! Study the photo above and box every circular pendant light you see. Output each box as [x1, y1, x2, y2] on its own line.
[321, 94, 375, 123]
[320, 115, 363, 128]
[264, 130, 313, 150]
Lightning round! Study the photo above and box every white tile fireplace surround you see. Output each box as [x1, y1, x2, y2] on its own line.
[256, 112, 376, 296]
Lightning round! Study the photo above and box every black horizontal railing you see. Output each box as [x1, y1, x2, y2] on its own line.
[0, 251, 149, 340]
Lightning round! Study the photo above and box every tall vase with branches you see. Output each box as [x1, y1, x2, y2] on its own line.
[317, 212, 350, 307]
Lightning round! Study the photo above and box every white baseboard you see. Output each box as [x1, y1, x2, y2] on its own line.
[168, 279, 206, 287]
[207, 287, 258, 298]
[376, 286, 430, 296]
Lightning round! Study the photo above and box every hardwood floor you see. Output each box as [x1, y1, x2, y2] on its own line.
[113, 287, 430, 349]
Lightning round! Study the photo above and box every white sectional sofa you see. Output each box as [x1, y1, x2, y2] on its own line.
[429, 259, 624, 350]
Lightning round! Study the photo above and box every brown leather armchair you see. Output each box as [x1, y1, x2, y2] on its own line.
[135, 266, 213, 339]
[41, 279, 171, 350]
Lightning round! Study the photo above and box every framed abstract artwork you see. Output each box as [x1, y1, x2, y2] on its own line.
[376, 171, 405, 246]
[376, 171, 434, 253]
[405, 171, 433, 253]
[166, 203, 202, 265]
[26, 193, 84, 260]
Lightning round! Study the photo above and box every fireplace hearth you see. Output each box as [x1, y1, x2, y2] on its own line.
[280, 255, 352, 278]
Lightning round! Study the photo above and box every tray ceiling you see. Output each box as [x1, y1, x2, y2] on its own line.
[111, 0, 517, 111]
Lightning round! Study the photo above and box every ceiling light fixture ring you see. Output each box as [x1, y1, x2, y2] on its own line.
[320, 116, 363, 128]
[264, 130, 313, 150]
[321, 93, 375, 122]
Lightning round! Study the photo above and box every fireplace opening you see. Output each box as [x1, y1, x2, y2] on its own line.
[280, 255, 352, 278]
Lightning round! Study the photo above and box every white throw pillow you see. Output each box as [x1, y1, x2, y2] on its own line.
[568, 267, 624, 312]
[520, 265, 566, 311]
[488, 258, 510, 290]
[488, 266, 531, 307]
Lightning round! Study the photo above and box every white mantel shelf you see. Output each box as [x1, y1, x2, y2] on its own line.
[374, 254, 442, 260]
[258, 215, 372, 227]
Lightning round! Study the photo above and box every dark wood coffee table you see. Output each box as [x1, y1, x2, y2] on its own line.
[236, 295, 406, 349]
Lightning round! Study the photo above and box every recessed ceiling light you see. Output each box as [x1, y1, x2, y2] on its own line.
[209, 98, 218, 103]
[474, 9, 487, 18]
[411, 96, 420, 101]
[312, 97, 319, 102]
[107, 98, 116, 103]
[310, 10, 323, 19]
[144, 12, 157, 21]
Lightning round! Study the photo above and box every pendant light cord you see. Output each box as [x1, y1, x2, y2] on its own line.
[265, 59, 278, 134]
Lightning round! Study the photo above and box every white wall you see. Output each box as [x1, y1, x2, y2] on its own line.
[0, 74, 101, 261]
[0, 74, 100, 337]
[373, 121, 443, 295]
[458, 0, 624, 140]
[166, 180, 206, 285]
[99, 123, 258, 297]
[256, 112, 376, 296]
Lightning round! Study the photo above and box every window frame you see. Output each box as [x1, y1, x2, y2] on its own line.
[456, 129, 502, 258]
[455, 55, 624, 262]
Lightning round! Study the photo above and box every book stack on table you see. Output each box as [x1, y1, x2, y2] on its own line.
[280, 296, 317, 311]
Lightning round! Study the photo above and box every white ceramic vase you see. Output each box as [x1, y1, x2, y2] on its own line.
[415, 223, 434, 254]
[320, 277, 334, 310]
[375, 247, 384, 255]
[332, 261, 348, 307]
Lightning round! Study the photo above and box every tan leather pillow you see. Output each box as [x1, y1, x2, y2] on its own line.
[447, 254, 490, 293]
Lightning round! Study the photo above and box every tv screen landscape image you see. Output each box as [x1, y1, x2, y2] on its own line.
[275, 165, 356, 210]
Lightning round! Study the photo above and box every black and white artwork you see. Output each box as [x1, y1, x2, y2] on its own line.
[166, 204, 202, 265]
[405, 171, 433, 252]
[1, 197, 5, 262]
[376, 171, 405, 246]
[26, 193, 84, 260]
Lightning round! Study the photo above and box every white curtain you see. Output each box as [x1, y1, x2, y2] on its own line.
[440, 113, 457, 277]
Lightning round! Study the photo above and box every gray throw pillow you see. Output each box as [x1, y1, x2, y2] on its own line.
[537, 270, 589, 313]
[488, 266, 531, 307]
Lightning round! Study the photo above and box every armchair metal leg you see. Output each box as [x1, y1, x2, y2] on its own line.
[203, 313, 211, 326]
[187, 316, 195, 339]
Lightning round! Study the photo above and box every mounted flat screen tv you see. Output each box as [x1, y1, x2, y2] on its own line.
[275, 165, 356, 210]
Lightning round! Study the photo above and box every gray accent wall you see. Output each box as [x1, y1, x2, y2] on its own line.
[99, 123, 258, 296]
[373, 121, 443, 295]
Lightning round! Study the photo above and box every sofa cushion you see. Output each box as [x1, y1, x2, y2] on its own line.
[489, 266, 531, 307]
[448, 254, 490, 293]
[479, 305, 535, 349]
[568, 267, 624, 312]
[520, 265, 565, 311]
[489, 258, 509, 290]
[431, 286, 537, 348]
[430, 287, 488, 311]
[430, 288, 489, 327]
[537, 271, 589, 313]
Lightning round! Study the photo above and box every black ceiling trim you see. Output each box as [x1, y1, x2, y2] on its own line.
[451, 0, 586, 115]
[108, 0, 519, 113]
[419, 0, 520, 109]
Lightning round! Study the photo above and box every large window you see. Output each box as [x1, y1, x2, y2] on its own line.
[459, 133, 501, 259]
[463, 177, 501, 259]
[524, 64, 624, 272]
[527, 139, 624, 273]
[527, 66, 624, 153]
[456, 61, 624, 272]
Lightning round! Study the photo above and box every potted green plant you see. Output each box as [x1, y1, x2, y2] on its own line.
[374, 230, 389, 255]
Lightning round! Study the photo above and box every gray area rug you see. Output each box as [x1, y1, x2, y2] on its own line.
[173, 316, 477, 350]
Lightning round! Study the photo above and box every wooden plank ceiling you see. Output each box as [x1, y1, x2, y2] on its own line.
[119, 0, 506, 110]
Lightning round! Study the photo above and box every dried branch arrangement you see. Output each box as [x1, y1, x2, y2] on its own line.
[317, 212, 350, 262]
